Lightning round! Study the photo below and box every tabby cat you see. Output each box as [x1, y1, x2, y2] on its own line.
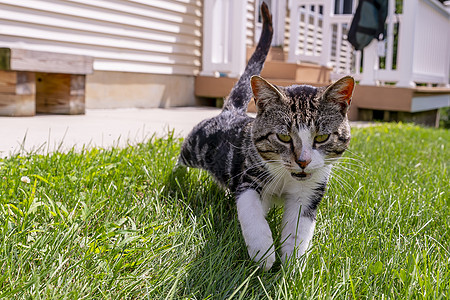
[178, 2, 354, 270]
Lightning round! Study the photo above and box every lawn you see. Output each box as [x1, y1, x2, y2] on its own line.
[0, 123, 448, 299]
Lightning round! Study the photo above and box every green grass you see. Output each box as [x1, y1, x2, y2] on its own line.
[0, 123, 448, 299]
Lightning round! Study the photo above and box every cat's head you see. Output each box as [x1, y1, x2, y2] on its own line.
[250, 75, 354, 181]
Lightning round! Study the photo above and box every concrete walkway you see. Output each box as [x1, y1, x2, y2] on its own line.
[0, 107, 221, 158]
[1, 107, 371, 158]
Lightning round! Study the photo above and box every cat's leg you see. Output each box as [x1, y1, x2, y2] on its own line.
[280, 199, 316, 267]
[236, 189, 275, 270]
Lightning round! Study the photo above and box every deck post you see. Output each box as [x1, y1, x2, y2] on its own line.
[359, 40, 378, 85]
[396, 0, 418, 87]
[288, 1, 300, 63]
[229, 0, 247, 77]
[320, 2, 332, 68]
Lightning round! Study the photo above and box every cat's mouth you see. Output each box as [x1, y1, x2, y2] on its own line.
[291, 171, 311, 180]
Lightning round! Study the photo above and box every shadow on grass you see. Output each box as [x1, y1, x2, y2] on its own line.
[162, 164, 282, 298]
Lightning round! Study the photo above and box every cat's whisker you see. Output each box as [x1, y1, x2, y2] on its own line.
[329, 170, 354, 194]
[332, 168, 357, 181]
[228, 158, 283, 183]
[341, 156, 368, 169]
[331, 160, 361, 174]
[328, 177, 351, 196]
[329, 160, 358, 170]
[240, 161, 286, 193]
[345, 149, 366, 160]
[326, 155, 363, 164]
[261, 164, 286, 200]
[331, 161, 370, 175]
[333, 162, 360, 172]
[325, 156, 368, 172]
[252, 172, 275, 198]
[331, 168, 357, 185]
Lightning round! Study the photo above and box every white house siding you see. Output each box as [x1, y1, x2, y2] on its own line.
[0, 0, 202, 108]
[0, 0, 202, 75]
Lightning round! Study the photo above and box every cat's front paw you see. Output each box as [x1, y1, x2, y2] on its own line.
[247, 240, 276, 271]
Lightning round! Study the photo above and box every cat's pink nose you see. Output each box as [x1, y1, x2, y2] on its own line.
[297, 148, 312, 169]
[297, 158, 311, 169]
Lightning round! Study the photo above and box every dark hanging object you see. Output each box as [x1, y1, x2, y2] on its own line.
[347, 0, 388, 50]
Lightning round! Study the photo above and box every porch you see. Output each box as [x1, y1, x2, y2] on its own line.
[196, 0, 450, 127]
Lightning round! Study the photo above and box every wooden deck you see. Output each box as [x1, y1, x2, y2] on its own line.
[351, 85, 450, 127]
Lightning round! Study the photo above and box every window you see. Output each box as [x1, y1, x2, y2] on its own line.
[334, 0, 353, 14]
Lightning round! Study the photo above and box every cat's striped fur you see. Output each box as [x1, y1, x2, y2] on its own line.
[178, 2, 355, 270]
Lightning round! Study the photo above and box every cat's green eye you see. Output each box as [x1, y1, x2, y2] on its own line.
[276, 133, 292, 143]
[314, 134, 330, 143]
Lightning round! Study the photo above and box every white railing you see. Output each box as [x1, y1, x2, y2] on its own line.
[287, 1, 326, 65]
[201, 0, 449, 87]
[288, 0, 361, 80]
[329, 14, 361, 78]
[395, 0, 449, 87]
[362, 0, 450, 87]
[288, 0, 450, 87]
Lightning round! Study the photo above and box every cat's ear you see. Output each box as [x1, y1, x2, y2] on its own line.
[323, 76, 355, 113]
[251, 75, 283, 111]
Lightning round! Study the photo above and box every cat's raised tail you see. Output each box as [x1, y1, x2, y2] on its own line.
[222, 2, 273, 113]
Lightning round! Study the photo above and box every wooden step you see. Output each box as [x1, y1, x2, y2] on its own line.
[196, 45, 332, 103]
[195, 76, 329, 99]
[350, 85, 450, 127]
[260, 61, 331, 83]
[261, 61, 298, 80]
[195, 76, 330, 113]
[353, 85, 450, 112]
[246, 46, 285, 61]
[195, 76, 237, 99]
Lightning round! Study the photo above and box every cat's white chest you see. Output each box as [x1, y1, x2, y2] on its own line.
[261, 165, 331, 210]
